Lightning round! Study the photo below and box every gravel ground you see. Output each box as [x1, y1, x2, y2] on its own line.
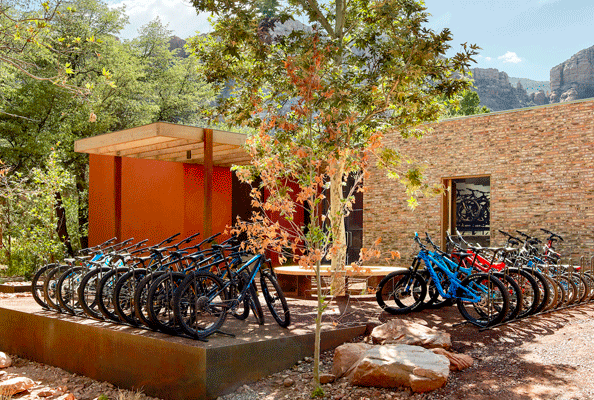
[3, 292, 594, 400]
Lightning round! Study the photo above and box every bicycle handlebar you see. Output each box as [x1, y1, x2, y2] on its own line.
[156, 232, 181, 247]
[540, 228, 564, 242]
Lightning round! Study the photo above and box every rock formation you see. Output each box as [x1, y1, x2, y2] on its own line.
[550, 45, 594, 103]
[471, 68, 539, 111]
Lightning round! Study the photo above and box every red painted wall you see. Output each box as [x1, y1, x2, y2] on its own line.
[88, 154, 232, 247]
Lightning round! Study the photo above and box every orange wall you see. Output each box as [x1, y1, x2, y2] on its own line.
[88, 154, 116, 246]
[88, 154, 232, 247]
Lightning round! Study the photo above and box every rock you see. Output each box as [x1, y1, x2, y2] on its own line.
[332, 343, 374, 378]
[0, 371, 6, 378]
[431, 348, 474, 371]
[319, 373, 336, 384]
[283, 378, 294, 387]
[560, 87, 579, 102]
[471, 68, 532, 111]
[347, 345, 449, 393]
[0, 352, 12, 368]
[0, 377, 35, 396]
[370, 320, 451, 350]
[36, 388, 55, 397]
[550, 45, 594, 103]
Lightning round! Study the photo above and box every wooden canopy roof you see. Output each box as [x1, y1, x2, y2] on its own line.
[74, 122, 251, 167]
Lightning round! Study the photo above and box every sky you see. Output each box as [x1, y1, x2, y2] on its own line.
[106, 0, 594, 82]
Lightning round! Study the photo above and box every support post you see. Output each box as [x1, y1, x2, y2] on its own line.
[114, 156, 122, 241]
[203, 129, 213, 238]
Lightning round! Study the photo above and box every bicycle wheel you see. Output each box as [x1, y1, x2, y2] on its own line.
[147, 272, 186, 335]
[228, 271, 250, 321]
[528, 269, 550, 314]
[542, 274, 559, 311]
[507, 268, 539, 318]
[260, 270, 290, 327]
[376, 270, 427, 315]
[56, 266, 84, 315]
[134, 271, 166, 329]
[557, 274, 578, 305]
[114, 269, 148, 326]
[425, 270, 454, 309]
[494, 272, 522, 321]
[581, 272, 594, 302]
[43, 265, 70, 312]
[456, 273, 509, 327]
[554, 278, 566, 308]
[78, 267, 111, 320]
[570, 273, 589, 303]
[31, 264, 56, 309]
[97, 267, 129, 322]
[173, 271, 228, 338]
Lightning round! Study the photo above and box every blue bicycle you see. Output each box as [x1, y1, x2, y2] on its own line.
[376, 233, 509, 327]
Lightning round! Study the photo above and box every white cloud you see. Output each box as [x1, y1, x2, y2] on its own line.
[485, 56, 492, 62]
[108, 0, 211, 39]
[498, 51, 522, 64]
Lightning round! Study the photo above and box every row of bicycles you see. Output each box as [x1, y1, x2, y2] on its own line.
[30, 232, 291, 340]
[375, 228, 593, 328]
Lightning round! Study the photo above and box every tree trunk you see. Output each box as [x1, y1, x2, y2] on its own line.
[329, 162, 346, 296]
[76, 175, 89, 249]
[55, 192, 74, 256]
[313, 258, 323, 392]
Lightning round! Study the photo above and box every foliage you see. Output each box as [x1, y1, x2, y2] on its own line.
[0, 0, 215, 251]
[192, 0, 478, 392]
[442, 89, 490, 118]
[0, 149, 74, 277]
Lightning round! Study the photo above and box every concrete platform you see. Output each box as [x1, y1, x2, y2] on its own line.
[0, 297, 374, 400]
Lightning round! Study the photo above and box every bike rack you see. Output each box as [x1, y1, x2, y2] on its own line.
[479, 253, 594, 331]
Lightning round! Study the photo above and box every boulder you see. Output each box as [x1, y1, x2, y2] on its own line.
[370, 320, 451, 350]
[0, 377, 34, 396]
[347, 344, 449, 393]
[431, 348, 474, 371]
[0, 352, 11, 368]
[319, 373, 336, 384]
[332, 343, 373, 378]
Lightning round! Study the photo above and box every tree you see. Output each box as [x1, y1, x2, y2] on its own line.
[442, 89, 490, 117]
[190, 0, 478, 394]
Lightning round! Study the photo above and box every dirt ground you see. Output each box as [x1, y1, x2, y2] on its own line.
[3, 291, 594, 400]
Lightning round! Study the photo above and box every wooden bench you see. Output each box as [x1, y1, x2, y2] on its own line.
[274, 265, 405, 299]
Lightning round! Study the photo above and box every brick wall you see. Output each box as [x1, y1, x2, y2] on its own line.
[364, 99, 594, 263]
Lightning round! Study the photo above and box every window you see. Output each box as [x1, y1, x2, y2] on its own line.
[442, 176, 491, 247]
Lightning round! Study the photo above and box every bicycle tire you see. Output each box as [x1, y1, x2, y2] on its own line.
[31, 264, 56, 309]
[456, 273, 509, 327]
[528, 269, 550, 314]
[260, 270, 290, 327]
[173, 271, 228, 338]
[494, 272, 522, 322]
[229, 271, 250, 321]
[424, 269, 454, 309]
[97, 267, 129, 322]
[375, 270, 427, 315]
[113, 268, 148, 326]
[558, 274, 578, 305]
[581, 272, 594, 302]
[554, 278, 566, 308]
[571, 273, 589, 303]
[56, 266, 83, 315]
[43, 264, 70, 312]
[77, 267, 111, 320]
[147, 272, 186, 334]
[507, 268, 539, 318]
[134, 271, 166, 329]
[542, 274, 559, 311]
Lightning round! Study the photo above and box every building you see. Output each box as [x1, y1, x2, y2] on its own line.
[365, 98, 594, 261]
